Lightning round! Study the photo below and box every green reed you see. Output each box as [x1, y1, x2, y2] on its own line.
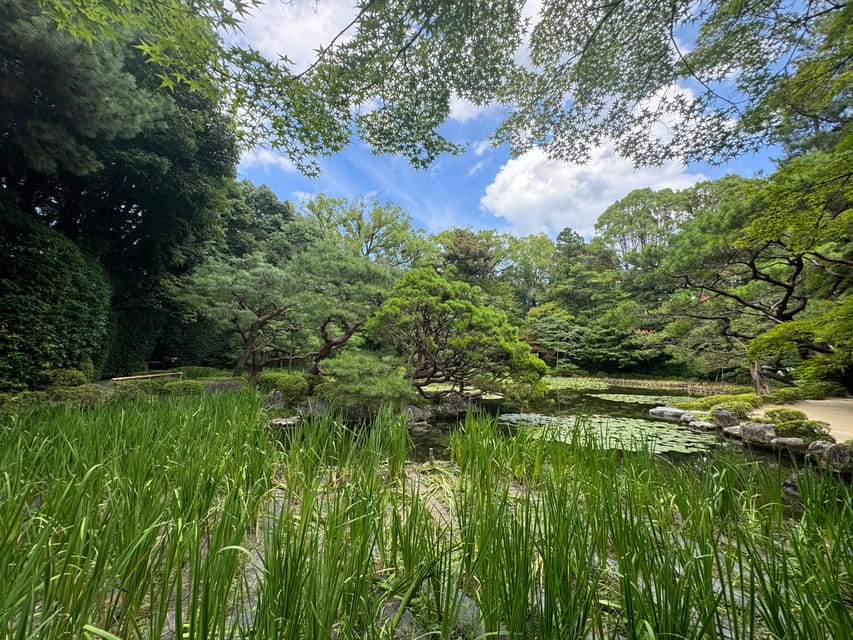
[2, 400, 851, 639]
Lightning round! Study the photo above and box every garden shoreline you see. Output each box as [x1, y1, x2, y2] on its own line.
[757, 398, 853, 442]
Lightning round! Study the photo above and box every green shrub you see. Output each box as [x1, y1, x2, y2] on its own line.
[43, 384, 111, 406]
[316, 352, 417, 419]
[713, 400, 754, 419]
[796, 381, 846, 400]
[0, 391, 43, 410]
[180, 366, 230, 380]
[673, 400, 703, 411]
[256, 371, 309, 405]
[162, 380, 204, 396]
[765, 387, 803, 404]
[0, 199, 111, 391]
[48, 368, 90, 388]
[691, 393, 762, 411]
[112, 378, 171, 400]
[775, 420, 833, 442]
[765, 408, 808, 424]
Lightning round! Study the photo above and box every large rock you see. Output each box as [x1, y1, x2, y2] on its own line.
[770, 437, 808, 454]
[712, 407, 739, 428]
[687, 420, 715, 432]
[649, 406, 687, 421]
[816, 443, 853, 474]
[807, 440, 833, 457]
[405, 392, 471, 424]
[740, 422, 776, 444]
[722, 425, 743, 439]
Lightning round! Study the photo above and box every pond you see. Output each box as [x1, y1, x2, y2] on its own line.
[409, 383, 724, 461]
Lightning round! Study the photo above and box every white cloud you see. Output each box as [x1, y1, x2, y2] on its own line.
[481, 147, 703, 237]
[239, 148, 297, 173]
[449, 95, 498, 123]
[467, 160, 486, 176]
[235, 0, 359, 73]
[473, 139, 492, 156]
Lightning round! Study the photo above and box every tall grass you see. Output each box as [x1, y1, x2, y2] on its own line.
[2, 399, 851, 638]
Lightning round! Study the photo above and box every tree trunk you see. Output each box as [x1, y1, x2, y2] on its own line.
[749, 360, 771, 395]
[232, 324, 259, 378]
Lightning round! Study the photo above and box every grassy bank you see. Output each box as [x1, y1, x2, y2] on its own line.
[1, 394, 851, 638]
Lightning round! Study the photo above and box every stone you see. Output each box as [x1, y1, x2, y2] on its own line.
[770, 437, 808, 454]
[407, 392, 471, 423]
[687, 420, 715, 432]
[269, 416, 300, 428]
[782, 471, 807, 500]
[649, 406, 687, 421]
[679, 412, 696, 424]
[712, 407, 739, 428]
[264, 390, 288, 409]
[406, 405, 432, 423]
[408, 421, 430, 436]
[818, 443, 853, 474]
[807, 440, 834, 457]
[740, 422, 776, 445]
[722, 425, 743, 439]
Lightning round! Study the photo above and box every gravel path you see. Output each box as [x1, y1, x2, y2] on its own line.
[756, 398, 853, 442]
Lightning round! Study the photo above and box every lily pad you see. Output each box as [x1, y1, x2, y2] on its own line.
[588, 393, 694, 405]
[499, 413, 719, 455]
[543, 377, 610, 391]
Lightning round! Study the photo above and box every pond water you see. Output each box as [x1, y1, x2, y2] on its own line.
[409, 385, 724, 461]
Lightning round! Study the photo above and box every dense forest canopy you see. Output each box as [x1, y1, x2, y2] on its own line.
[1, 0, 850, 398]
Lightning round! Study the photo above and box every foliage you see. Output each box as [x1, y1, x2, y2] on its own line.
[256, 371, 309, 405]
[112, 378, 171, 400]
[180, 217, 395, 379]
[713, 401, 754, 420]
[675, 393, 762, 411]
[368, 268, 546, 396]
[796, 380, 847, 399]
[775, 419, 833, 442]
[765, 408, 808, 424]
[0, 199, 111, 391]
[3, 398, 853, 638]
[0, 0, 163, 176]
[301, 194, 423, 267]
[42, 383, 112, 406]
[38, 0, 852, 172]
[497, 0, 853, 165]
[162, 380, 204, 396]
[315, 351, 417, 419]
[48, 369, 91, 389]
[765, 387, 805, 404]
[179, 366, 231, 380]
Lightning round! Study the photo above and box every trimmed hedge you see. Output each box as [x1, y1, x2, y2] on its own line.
[162, 380, 204, 396]
[256, 371, 309, 405]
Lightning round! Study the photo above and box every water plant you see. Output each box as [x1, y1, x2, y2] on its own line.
[2, 398, 851, 638]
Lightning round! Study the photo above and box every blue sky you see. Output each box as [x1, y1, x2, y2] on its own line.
[235, 1, 776, 240]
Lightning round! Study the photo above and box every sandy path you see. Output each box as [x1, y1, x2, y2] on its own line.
[756, 398, 853, 442]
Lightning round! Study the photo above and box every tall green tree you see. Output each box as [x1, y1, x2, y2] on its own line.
[367, 268, 546, 397]
[301, 194, 423, 266]
[41, 0, 851, 169]
[497, 0, 853, 165]
[0, 0, 162, 183]
[179, 237, 393, 379]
